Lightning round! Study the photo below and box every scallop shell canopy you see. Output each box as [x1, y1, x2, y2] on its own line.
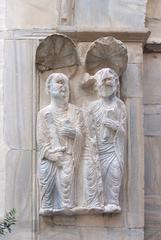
[36, 34, 80, 73]
[85, 36, 128, 76]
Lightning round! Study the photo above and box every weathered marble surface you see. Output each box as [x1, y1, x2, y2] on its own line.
[6, 0, 58, 29]
[126, 98, 144, 227]
[2, 38, 39, 238]
[122, 64, 143, 98]
[146, 0, 161, 43]
[143, 53, 161, 104]
[121, 55, 144, 227]
[59, 0, 75, 25]
[144, 105, 161, 136]
[75, 0, 147, 28]
[6, 0, 148, 30]
[0, 0, 5, 29]
[40, 223, 144, 240]
[5, 150, 33, 240]
[125, 43, 143, 64]
[4, 40, 34, 149]
[145, 137, 161, 240]
[0, 0, 6, 219]
[143, 52, 161, 240]
[0, 39, 7, 219]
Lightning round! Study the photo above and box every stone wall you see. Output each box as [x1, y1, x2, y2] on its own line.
[0, 0, 161, 239]
[0, 0, 7, 220]
[144, 1, 161, 239]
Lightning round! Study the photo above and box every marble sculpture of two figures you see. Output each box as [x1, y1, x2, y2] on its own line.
[37, 68, 127, 216]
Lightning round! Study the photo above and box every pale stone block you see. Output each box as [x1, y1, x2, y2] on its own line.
[40, 226, 144, 240]
[0, 39, 8, 218]
[126, 98, 144, 227]
[5, 149, 33, 240]
[4, 40, 34, 149]
[146, 0, 161, 43]
[145, 228, 161, 240]
[143, 53, 161, 104]
[103, 210, 126, 228]
[121, 64, 143, 98]
[0, 0, 5, 29]
[144, 137, 161, 196]
[0, 173, 5, 218]
[6, 0, 58, 29]
[59, 0, 75, 25]
[146, 0, 161, 20]
[144, 137, 161, 238]
[81, 228, 144, 240]
[75, 0, 147, 28]
[53, 216, 76, 226]
[125, 43, 143, 64]
[6, 228, 33, 240]
[76, 215, 104, 227]
[80, 228, 107, 240]
[146, 19, 161, 44]
[144, 105, 161, 136]
[145, 195, 161, 229]
[40, 225, 81, 240]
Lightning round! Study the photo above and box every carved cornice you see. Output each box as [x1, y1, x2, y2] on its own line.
[57, 26, 151, 44]
[2, 28, 150, 44]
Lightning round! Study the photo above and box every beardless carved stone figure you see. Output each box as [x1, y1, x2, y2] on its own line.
[37, 73, 84, 215]
[86, 68, 126, 213]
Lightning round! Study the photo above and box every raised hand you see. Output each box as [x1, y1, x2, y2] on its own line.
[102, 119, 119, 131]
[45, 147, 66, 167]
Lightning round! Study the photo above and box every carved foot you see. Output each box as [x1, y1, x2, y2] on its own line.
[39, 208, 75, 216]
[39, 208, 53, 216]
[104, 204, 121, 214]
[71, 206, 89, 214]
[72, 206, 104, 214]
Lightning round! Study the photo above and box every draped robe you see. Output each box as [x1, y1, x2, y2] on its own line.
[86, 98, 126, 207]
[37, 103, 84, 211]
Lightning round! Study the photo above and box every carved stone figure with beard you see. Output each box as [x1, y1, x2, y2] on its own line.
[85, 68, 126, 213]
[37, 73, 84, 215]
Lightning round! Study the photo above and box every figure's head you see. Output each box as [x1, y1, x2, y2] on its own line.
[46, 73, 69, 102]
[94, 68, 119, 98]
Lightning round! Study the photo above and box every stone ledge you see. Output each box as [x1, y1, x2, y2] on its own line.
[144, 43, 161, 53]
[0, 28, 150, 44]
[57, 26, 150, 44]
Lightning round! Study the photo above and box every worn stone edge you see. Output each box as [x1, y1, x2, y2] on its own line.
[144, 43, 161, 53]
[57, 27, 150, 44]
[0, 27, 150, 44]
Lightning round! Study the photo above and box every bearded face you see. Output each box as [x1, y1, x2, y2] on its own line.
[97, 73, 117, 98]
[49, 77, 69, 102]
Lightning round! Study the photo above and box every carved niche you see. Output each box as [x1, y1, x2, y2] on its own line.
[36, 34, 128, 216]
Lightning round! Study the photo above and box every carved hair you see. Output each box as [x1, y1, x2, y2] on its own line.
[94, 68, 119, 86]
[45, 73, 69, 94]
